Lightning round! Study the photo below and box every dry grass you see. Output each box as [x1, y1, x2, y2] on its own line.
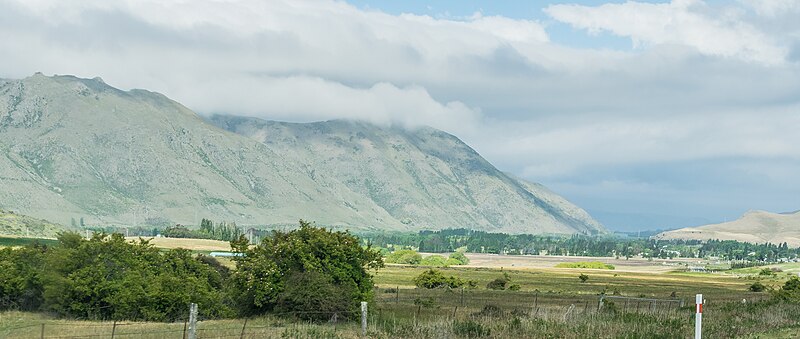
[127, 237, 231, 251]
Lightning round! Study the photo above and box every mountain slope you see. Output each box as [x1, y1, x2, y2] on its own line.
[209, 116, 604, 234]
[0, 209, 72, 238]
[0, 74, 603, 234]
[655, 210, 800, 247]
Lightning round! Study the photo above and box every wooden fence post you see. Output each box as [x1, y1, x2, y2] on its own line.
[239, 318, 247, 339]
[111, 320, 117, 339]
[361, 301, 368, 338]
[40, 323, 45, 339]
[188, 303, 198, 339]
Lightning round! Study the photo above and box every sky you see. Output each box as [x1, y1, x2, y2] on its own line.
[1, 0, 799, 231]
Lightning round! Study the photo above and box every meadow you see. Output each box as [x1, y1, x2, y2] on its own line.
[3, 263, 798, 338]
[2, 235, 799, 338]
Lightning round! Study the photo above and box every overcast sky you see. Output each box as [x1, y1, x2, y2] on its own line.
[1, 0, 798, 231]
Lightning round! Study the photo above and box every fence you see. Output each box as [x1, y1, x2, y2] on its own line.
[0, 289, 774, 338]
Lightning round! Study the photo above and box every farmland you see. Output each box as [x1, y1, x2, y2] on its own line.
[2, 235, 799, 338]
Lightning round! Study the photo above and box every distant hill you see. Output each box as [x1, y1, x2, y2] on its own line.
[0, 73, 604, 234]
[655, 210, 800, 247]
[0, 209, 71, 238]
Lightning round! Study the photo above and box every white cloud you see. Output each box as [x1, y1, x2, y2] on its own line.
[545, 0, 787, 65]
[1, 0, 799, 227]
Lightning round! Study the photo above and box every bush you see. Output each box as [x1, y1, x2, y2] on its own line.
[0, 233, 232, 321]
[579, 274, 589, 283]
[448, 250, 470, 265]
[759, 268, 774, 276]
[555, 261, 615, 270]
[229, 220, 383, 318]
[509, 284, 521, 291]
[385, 249, 422, 265]
[774, 277, 800, 301]
[420, 255, 448, 267]
[487, 272, 512, 290]
[413, 269, 464, 289]
[750, 282, 767, 292]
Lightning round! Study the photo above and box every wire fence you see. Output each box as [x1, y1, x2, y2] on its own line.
[0, 288, 773, 338]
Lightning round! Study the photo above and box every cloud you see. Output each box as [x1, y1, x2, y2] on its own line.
[545, 0, 787, 65]
[1, 0, 799, 228]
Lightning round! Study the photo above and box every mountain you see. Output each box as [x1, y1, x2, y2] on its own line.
[209, 116, 604, 234]
[0, 73, 604, 234]
[655, 210, 800, 247]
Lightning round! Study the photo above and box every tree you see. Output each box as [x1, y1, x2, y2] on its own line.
[229, 220, 383, 319]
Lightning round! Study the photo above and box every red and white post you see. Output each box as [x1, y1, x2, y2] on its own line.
[695, 294, 703, 339]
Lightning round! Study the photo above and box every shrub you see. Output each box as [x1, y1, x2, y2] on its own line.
[229, 220, 383, 318]
[750, 282, 767, 292]
[448, 250, 470, 265]
[420, 255, 448, 267]
[556, 261, 615, 270]
[487, 272, 511, 290]
[579, 274, 589, 283]
[0, 233, 233, 321]
[384, 249, 422, 265]
[509, 284, 521, 291]
[774, 277, 800, 301]
[413, 269, 464, 289]
[759, 268, 774, 276]
[487, 278, 508, 290]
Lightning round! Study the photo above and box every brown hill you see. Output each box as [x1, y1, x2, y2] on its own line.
[655, 210, 800, 247]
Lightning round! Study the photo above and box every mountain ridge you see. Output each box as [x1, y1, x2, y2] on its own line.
[655, 210, 800, 247]
[0, 73, 604, 234]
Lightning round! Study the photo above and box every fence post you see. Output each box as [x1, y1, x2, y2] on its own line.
[40, 323, 44, 339]
[361, 301, 368, 338]
[239, 318, 247, 339]
[188, 303, 198, 339]
[597, 294, 605, 311]
[695, 294, 703, 339]
[396, 286, 399, 303]
[111, 320, 117, 339]
[460, 287, 465, 306]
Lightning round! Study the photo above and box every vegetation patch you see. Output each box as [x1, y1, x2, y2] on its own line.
[556, 261, 615, 270]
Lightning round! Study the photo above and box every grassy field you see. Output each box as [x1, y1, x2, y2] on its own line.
[0, 236, 58, 248]
[2, 236, 798, 338]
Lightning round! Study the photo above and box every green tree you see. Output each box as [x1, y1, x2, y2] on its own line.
[229, 220, 383, 319]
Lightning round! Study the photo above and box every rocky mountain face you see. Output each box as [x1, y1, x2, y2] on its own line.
[0, 74, 604, 234]
[655, 210, 800, 247]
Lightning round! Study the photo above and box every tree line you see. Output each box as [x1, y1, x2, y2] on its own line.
[0, 220, 381, 321]
[360, 229, 800, 261]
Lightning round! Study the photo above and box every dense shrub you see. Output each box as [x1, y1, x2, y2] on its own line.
[749, 282, 767, 292]
[0, 232, 231, 321]
[487, 272, 511, 290]
[229, 220, 383, 319]
[384, 249, 422, 265]
[774, 277, 800, 301]
[413, 269, 464, 289]
[448, 250, 470, 265]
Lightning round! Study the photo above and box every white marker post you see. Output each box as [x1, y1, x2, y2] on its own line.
[695, 294, 703, 339]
